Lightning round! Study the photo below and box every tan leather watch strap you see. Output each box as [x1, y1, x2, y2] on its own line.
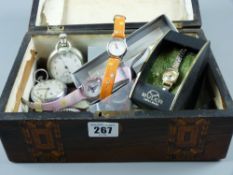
[99, 58, 121, 99]
[112, 15, 126, 39]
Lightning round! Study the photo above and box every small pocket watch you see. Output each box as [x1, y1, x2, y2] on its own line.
[27, 76, 102, 112]
[30, 69, 67, 103]
[47, 33, 83, 84]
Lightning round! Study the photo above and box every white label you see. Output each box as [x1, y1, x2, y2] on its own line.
[88, 122, 119, 138]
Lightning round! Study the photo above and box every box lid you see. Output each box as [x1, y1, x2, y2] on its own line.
[29, 0, 202, 31]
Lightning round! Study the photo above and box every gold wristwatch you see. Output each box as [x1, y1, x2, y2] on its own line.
[162, 48, 187, 91]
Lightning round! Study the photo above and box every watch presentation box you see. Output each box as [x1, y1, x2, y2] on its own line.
[0, 0, 233, 163]
[72, 14, 177, 88]
[130, 30, 210, 111]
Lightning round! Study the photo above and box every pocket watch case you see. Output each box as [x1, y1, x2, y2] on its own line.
[0, 0, 233, 163]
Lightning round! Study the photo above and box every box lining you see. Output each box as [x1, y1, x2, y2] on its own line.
[36, 0, 194, 26]
[5, 40, 36, 112]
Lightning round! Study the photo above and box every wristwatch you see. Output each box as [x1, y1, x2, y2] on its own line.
[162, 48, 187, 91]
[47, 33, 83, 84]
[23, 66, 132, 112]
[100, 15, 127, 99]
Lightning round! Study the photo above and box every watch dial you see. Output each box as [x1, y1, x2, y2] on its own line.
[31, 80, 67, 103]
[83, 78, 102, 98]
[162, 70, 179, 83]
[48, 50, 82, 84]
[108, 39, 127, 57]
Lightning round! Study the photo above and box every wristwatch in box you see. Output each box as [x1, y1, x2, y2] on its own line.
[130, 30, 210, 111]
[162, 48, 187, 90]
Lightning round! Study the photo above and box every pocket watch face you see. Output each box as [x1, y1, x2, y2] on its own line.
[31, 80, 67, 103]
[48, 49, 83, 84]
[107, 38, 127, 57]
[162, 69, 179, 84]
[83, 78, 102, 98]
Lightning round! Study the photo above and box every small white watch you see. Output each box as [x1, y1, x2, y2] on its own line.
[107, 38, 127, 57]
[47, 33, 83, 84]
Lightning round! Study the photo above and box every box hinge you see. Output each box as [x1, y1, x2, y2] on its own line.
[47, 26, 64, 33]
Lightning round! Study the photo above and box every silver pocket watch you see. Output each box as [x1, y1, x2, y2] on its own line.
[30, 69, 67, 103]
[47, 33, 83, 84]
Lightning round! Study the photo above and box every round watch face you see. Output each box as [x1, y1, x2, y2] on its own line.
[162, 69, 179, 84]
[31, 79, 67, 103]
[107, 39, 127, 57]
[48, 48, 83, 84]
[82, 78, 102, 98]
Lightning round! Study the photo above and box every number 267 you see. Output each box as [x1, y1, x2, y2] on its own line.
[94, 127, 112, 134]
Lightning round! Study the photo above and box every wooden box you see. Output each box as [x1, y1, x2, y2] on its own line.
[0, 0, 233, 163]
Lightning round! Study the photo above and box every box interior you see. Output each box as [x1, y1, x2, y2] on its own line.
[36, 0, 194, 26]
[4, 33, 226, 113]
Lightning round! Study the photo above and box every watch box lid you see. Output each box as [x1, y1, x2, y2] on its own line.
[29, 0, 202, 31]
